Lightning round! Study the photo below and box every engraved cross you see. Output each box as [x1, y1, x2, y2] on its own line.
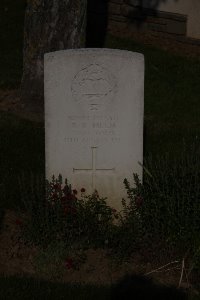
[73, 147, 115, 190]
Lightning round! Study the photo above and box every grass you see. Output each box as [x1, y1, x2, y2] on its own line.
[105, 35, 200, 157]
[0, 2, 200, 299]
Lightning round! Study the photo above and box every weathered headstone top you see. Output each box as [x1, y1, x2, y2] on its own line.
[45, 48, 144, 210]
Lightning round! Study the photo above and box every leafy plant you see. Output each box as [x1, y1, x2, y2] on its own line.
[18, 174, 118, 251]
[123, 145, 200, 258]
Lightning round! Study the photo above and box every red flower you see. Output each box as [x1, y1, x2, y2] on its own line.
[64, 192, 71, 200]
[135, 196, 143, 208]
[65, 258, 74, 269]
[52, 192, 58, 200]
[15, 219, 23, 226]
[72, 189, 78, 195]
[63, 206, 68, 215]
[65, 193, 77, 202]
[61, 196, 68, 202]
[63, 205, 77, 215]
[81, 188, 86, 193]
[71, 194, 77, 201]
[70, 206, 77, 215]
[53, 183, 61, 191]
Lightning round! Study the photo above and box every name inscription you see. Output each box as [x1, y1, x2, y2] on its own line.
[66, 115, 120, 144]
[65, 137, 120, 143]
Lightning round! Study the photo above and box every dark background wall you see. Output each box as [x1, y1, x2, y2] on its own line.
[86, 0, 187, 47]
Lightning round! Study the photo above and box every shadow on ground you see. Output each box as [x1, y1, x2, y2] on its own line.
[0, 275, 111, 300]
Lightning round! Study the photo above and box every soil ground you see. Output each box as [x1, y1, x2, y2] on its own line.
[0, 208, 197, 293]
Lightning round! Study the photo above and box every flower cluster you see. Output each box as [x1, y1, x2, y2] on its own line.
[15, 218, 23, 226]
[46, 175, 87, 217]
[135, 195, 143, 208]
[64, 257, 74, 269]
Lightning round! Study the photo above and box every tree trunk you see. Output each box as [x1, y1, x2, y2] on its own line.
[20, 0, 87, 113]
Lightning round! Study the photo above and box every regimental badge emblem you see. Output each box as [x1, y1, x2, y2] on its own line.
[71, 64, 117, 111]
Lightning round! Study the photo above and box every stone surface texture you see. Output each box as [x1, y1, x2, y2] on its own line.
[45, 48, 144, 210]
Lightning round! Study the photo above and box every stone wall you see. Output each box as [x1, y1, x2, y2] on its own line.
[108, 0, 187, 37]
[88, 0, 200, 42]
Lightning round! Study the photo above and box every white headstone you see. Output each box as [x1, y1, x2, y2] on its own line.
[45, 49, 144, 210]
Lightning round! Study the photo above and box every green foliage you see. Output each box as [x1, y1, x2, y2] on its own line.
[106, 35, 200, 157]
[15, 147, 200, 285]
[19, 174, 117, 251]
[123, 143, 200, 264]
[18, 146, 200, 267]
